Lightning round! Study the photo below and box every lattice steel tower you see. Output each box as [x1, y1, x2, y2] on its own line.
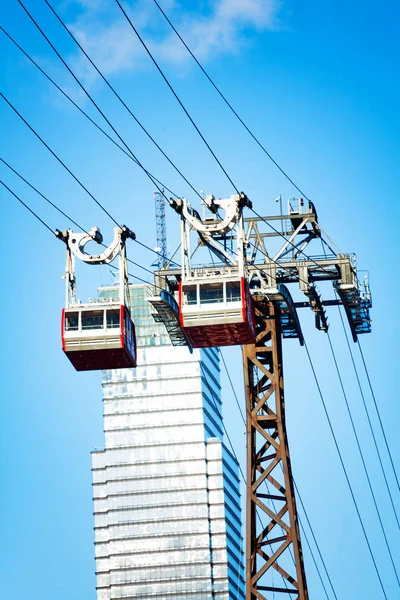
[149, 193, 372, 599]
[154, 188, 168, 269]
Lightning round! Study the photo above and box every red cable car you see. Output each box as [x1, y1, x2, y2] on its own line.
[57, 225, 137, 371]
[62, 303, 136, 371]
[178, 276, 256, 348]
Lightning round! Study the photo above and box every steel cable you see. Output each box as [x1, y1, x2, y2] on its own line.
[115, 0, 240, 194]
[151, 0, 311, 201]
[336, 303, 400, 528]
[0, 93, 181, 268]
[358, 341, 400, 493]
[0, 25, 178, 199]
[16, 0, 174, 206]
[304, 341, 389, 599]
[326, 331, 400, 586]
[44, 0, 204, 202]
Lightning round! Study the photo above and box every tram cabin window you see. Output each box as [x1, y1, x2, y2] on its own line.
[200, 283, 223, 304]
[106, 310, 120, 329]
[65, 312, 79, 331]
[82, 310, 104, 330]
[226, 281, 241, 302]
[184, 285, 197, 305]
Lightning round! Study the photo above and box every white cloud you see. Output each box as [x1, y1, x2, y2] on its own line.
[60, 0, 281, 84]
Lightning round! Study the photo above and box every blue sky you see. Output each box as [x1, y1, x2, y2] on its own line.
[1, 1, 399, 598]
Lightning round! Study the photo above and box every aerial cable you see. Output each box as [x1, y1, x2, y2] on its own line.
[304, 341, 389, 599]
[134, 238, 180, 268]
[151, 0, 311, 201]
[166, 242, 181, 269]
[43, 0, 205, 203]
[294, 480, 338, 600]
[0, 92, 181, 270]
[297, 512, 330, 599]
[358, 340, 400, 493]
[0, 177, 165, 290]
[0, 179, 55, 235]
[326, 331, 400, 586]
[0, 26, 178, 200]
[1, 157, 86, 233]
[1, 91, 120, 226]
[322, 239, 398, 520]
[220, 350, 245, 424]
[0, 157, 176, 282]
[16, 0, 171, 207]
[114, 0, 240, 194]
[336, 304, 400, 529]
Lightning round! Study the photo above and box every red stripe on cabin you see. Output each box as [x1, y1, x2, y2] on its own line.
[241, 277, 247, 324]
[178, 281, 184, 327]
[61, 308, 66, 352]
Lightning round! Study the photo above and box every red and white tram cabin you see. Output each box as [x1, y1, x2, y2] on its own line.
[178, 276, 256, 348]
[62, 302, 136, 371]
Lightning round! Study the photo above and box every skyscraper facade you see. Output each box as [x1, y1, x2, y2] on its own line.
[92, 284, 245, 599]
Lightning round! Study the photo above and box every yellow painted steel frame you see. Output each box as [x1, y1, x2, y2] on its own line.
[243, 298, 308, 600]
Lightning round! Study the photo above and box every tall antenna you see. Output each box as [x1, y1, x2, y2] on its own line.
[154, 188, 167, 269]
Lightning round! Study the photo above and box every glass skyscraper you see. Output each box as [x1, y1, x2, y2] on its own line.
[92, 284, 245, 599]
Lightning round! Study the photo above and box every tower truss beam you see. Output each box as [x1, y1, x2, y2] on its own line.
[243, 298, 308, 600]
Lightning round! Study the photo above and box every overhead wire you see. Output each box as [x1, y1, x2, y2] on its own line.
[1, 157, 86, 232]
[0, 158, 172, 290]
[135, 238, 178, 268]
[43, 0, 204, 203]
[0, 176, 164, 289]
[16, 0, 176, 207]
[114, 0, 240, 194]
[1, 179, 55, 235]
[38, 0, 363, 299]
[2, 16, 338, 294]
[293, 479, 338, 600]
[326, 331, 400, 586]
[304, 341, 389, 599]
[0, 92, 181, 268]
[1, 91, 120, 226]
[336, 303, 400, 528]
[358, 340, 400, 493]
[8, 2, 188, 270]
[149, 0, 356, 302]
[0, 25, 177, 200]
[151, 0, 311, 201]
[297, 513, 330, 600]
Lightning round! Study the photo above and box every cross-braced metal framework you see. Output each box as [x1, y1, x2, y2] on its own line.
[155, 188, 167, 269]
[243, 297, 308, 600]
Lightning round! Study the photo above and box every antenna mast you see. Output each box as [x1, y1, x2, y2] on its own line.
[155, 188, 168, 269]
